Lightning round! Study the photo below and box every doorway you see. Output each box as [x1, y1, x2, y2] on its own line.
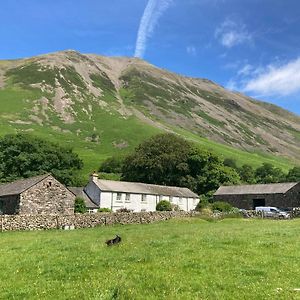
[253, 198, 265, 209]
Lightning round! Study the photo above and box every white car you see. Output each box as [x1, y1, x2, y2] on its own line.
[255, 206, 290, 219]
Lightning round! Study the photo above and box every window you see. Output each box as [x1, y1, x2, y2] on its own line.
[0, 200, 3, 215]
[125, 193, 131, 202]
[116, 193, 122, 202]
[170, 196, 173, 203]
[179, 197, 183, 204]
[141, 194, 147, 202]
[45, 181, 52, 188]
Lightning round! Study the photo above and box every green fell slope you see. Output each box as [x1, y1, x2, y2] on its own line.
[0, 50, 299, 176]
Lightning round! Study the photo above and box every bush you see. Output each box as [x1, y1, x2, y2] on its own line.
[74, 197, 87, 213]
[98, 208, 112, 213]
[211, 201, 233, 212]
[195, 197, 209, 211]
[156, 200, 172, 211]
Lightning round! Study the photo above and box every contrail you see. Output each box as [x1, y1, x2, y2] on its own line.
[134, 0, 173, 58]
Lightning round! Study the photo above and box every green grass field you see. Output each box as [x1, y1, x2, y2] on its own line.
[1, 218, 300, 299]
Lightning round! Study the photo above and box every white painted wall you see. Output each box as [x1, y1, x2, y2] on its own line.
[97, 191, 198, 212]
[84, 177, 199, 212]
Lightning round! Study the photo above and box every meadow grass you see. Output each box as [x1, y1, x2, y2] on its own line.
[1, 218, 300, 299]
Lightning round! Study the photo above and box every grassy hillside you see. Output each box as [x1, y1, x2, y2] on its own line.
[0, 50, 299, 178]
[1, 218, 300, 299]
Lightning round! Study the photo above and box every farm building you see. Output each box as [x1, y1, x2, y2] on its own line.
[83, 173, 199, 212]
[214, 182, 300, 210]
[0, 174, 75, 215]
[68, 187, 99, 213]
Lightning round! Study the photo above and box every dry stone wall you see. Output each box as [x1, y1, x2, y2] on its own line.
[0, 211, 198, 232]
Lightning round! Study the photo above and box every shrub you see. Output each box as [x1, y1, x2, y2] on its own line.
[74, 197, 87, 213]
[195, 197, 209, 211]
[156, 200, 172, 211]
[211, 201, 233, 212]
[98, 208, 112, 213]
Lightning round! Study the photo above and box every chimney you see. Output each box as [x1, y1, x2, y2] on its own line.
[90, 171, 99, 182]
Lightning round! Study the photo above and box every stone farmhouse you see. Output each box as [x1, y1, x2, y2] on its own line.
[78, 173, 199, 212]
[0, 174, 75, 215]
[214, 182, 300, 210]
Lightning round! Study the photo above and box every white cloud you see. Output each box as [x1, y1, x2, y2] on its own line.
[215, 18, 252, 48]
[134, 0, 173, 58]
[226, 79, 238, 91]
[244, 58, 300, 96]
[186, 45, 197, 56]
[237, 64, 253, 76]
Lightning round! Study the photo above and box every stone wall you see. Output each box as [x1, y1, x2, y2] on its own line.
[0, 211, 198, 232]
[19, 175, 75, 215]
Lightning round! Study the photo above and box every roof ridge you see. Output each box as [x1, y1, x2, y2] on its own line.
[0, 173, 51, 197]
[97, 178, 193, 190]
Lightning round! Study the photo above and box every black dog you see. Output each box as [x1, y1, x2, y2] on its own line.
[105, 235, 122, 246]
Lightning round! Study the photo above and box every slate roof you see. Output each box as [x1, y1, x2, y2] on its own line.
[214, 182, 299, 196]
[0, 174, 51, 197]
[68, 187, 98, 209]
[93, 179, 199, 198]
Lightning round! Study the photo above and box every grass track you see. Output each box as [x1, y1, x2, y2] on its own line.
[1, 218, 300, 299]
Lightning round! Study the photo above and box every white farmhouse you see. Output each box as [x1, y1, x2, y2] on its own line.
[83, 173, 199, 212]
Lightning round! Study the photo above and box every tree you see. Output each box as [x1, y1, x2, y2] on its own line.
[74, 197, 87, 213]
[121, 133, 192, 186]
[286, 166, 300, 182]
[238, 164, 256, 184]
[0, 133, 83, 185]
[255, 163, 285, 184]
[223, 158, 238, 170]
[99, 156, 124, 174]
[121, 133, 240, 195]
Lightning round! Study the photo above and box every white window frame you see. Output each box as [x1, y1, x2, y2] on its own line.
[141, 194, 147, 203]
[125, 193, 131, 202]
[116, 193, 122, 202]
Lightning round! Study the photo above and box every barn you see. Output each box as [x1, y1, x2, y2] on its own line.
[213, 182, 300, 210]
[0, 174, 75, 215]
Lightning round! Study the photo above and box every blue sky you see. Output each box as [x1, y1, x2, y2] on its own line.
[1, 0, 300, 114]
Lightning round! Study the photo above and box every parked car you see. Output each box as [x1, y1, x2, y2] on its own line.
[255, 206, 290, 219]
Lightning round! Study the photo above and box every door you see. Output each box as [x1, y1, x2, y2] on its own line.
[253, 198, 265, 209]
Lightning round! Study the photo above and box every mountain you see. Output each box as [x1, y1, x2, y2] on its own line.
[0, 50, 299, 175]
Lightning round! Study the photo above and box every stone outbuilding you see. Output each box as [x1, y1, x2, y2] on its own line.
[213, 182, 300, 210]
[0, 174, 75, 215]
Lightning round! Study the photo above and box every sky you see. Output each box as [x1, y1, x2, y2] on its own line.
[1, 0, 300, 115]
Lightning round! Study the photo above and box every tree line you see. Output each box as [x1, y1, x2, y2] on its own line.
[100, 133, 300, 196]
[0, 133, 299, 198]
[0, 134, 83, 186]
